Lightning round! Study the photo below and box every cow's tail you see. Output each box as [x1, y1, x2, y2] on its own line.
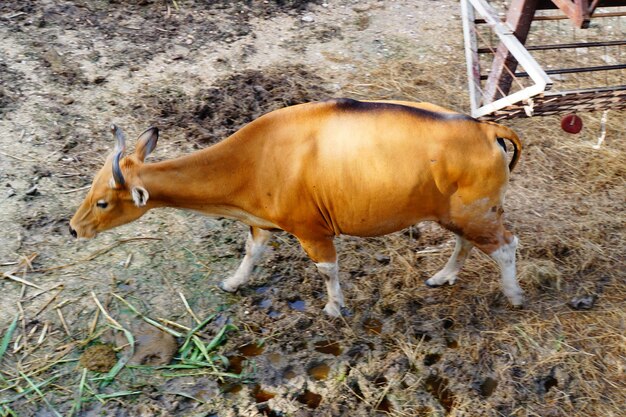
[483, 121, 522, 172]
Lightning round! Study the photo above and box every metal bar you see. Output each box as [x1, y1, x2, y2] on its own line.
[543, 85, 626, 94]
[527, 39, 626, 50]
[461, 0, 483, 113]
[510, 64, 626, 78]
[474, 11, 626, 24]
[477, 39, 626, 53]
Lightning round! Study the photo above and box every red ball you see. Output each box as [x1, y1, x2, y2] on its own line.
[561, 114, 583, 134]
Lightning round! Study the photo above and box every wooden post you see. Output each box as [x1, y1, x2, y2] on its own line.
[483, 0, 539, 104]
[550, 0, 592, 28]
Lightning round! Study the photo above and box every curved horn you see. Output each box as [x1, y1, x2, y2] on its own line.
[111, 124, 126, 153]
[110, 124, 126, 187]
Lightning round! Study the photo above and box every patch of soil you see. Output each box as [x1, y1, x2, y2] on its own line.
[140, 64, 333, 144]
[1, 0, 323, 70]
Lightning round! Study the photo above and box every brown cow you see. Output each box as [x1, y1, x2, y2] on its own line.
[70, 99, 523, 316]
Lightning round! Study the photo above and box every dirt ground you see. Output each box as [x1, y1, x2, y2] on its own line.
[1, 1, 624, 416]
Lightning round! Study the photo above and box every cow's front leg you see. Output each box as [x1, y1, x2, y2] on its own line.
[316, 261, 345, 317]
[219, 227, 273, 292]
[298, 236, 346, 317]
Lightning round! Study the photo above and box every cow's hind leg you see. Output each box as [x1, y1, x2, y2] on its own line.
[426, 234, 473, 287]
[297, 236, 346, 317]
[487, 234, 523, 307]
[446, 194, 523, 306]
[460, 225, 523, 307]
[219, 227, 273, 292]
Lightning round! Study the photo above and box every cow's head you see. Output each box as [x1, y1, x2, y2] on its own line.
[69, 125, 159, 238]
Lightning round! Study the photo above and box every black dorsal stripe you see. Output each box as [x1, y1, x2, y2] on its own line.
[330, 98, 476, 122]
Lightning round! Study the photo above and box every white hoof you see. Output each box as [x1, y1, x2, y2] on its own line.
[218, 281, 238, 293]
[507, 290, 525, 308]
[425, 272, 458, 287]
[323, 302, 342, 318]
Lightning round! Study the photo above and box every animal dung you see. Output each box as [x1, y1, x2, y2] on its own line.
[79, 344, 118, 372]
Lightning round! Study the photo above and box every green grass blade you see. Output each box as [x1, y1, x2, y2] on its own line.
[0, 316, 19, 363]
[179, 313, 217, 353]
[111, 293, 183, 338]
[212, 353, 229, 368]
[81, 378, 105, 404]
[145, 363, 205, 370]
[1, 405, 19, 416]
[178, 342, 194, 360]
[160, 370, 245, 379]
[94, 391, 142, 400]
[163, 391, 205, 404]
[17, 371, 62, 417]
[206, 324, 238, 352]
[190, 314, 217, 334]
[69, 368, 88, 417]
[192, 336, 213, 365]
[0, 375, 58, 406]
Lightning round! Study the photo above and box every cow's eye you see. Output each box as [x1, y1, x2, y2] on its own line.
[96, 200, 108, 209]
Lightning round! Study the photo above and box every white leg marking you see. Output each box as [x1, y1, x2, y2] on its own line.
[426, 235, 474, 286]
[221, 230, 271, 292]
[490, 236, 523, 306]
[316, 261, 345, 317]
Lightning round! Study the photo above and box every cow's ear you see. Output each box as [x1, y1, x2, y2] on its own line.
[135, 127, 159, 162]
[131, 186, 149, 207]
